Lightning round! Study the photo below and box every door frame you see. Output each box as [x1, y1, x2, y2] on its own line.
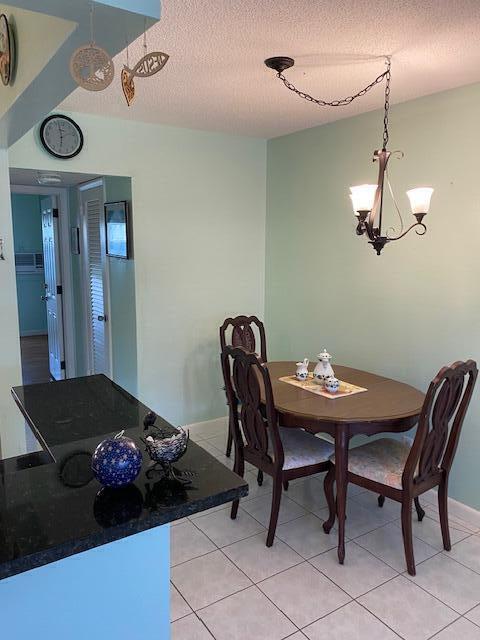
[78, 178, 113, 377]
[10, 184, 76, 378]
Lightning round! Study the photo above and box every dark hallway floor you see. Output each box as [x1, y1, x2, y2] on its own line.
[20, 335, 50, 385]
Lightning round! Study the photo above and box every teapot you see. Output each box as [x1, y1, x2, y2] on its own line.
[313, 348, 335, 386]
[295, 358, 309, 381]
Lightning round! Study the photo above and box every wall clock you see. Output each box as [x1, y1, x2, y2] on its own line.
[0, 13, 15, 86]
[40, 114, 84, 159]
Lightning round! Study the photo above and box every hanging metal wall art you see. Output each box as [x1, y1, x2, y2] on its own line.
[0, 13, 15, 86]
[70, 3, 114, 92]
[122, 27, 169, 106]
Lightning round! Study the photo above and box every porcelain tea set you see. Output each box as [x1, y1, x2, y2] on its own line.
[296, 349, 340, 394]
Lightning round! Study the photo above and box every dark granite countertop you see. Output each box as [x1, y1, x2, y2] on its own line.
[1, 375, 247, 580]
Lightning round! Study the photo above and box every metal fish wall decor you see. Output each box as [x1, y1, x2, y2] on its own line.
[122, 51, 169, 106]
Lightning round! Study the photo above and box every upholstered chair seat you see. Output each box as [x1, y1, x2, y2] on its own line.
[274, 428, 334, 470]
[330, 438, 411, 489]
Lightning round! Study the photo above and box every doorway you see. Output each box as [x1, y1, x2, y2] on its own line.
[9, 168, 136, 394]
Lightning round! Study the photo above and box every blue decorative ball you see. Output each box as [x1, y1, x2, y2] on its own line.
[92, 431, 143, 488]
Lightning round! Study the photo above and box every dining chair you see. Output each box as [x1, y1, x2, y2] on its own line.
[220, 315, 267, 460]
[221, 345, 335, 547]
[323, 359, 478, 575]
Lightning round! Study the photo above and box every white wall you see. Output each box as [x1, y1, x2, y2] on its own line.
[0, 149, 24, 457]
[9, 113, 266, 430]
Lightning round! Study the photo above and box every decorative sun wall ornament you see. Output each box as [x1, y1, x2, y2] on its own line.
[121, 25, 169, 106]
[70, 2, 114, 92]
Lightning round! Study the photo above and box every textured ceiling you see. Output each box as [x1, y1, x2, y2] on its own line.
[60, 0, 480, 138]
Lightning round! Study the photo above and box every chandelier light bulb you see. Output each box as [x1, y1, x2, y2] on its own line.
[349, 184, 377, 213]
[406, 188, 434, 215]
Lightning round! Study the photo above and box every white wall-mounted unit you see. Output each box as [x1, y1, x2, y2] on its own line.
[15, 252, 44, 274]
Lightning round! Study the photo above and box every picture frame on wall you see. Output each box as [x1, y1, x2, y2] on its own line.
[104, 201, 130, 259]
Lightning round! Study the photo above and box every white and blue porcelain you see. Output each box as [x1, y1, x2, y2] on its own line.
[325, 376, 340, 394]
[313, 348, 335, 385]
[92, 430, 143, 488]
[295, 358, 309, 381]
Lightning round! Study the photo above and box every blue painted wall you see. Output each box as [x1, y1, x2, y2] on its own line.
[11, 194, 47, 337]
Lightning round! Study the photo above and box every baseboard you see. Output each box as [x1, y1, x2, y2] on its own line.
[20, 330, 48, 337]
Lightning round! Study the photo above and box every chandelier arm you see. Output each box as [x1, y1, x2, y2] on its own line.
[385, 168, 405, 238]
[388, 222, 427, 242]
[275, 65, 390, 108]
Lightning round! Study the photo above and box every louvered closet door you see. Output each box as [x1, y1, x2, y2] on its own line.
[81, 184, 110, 375]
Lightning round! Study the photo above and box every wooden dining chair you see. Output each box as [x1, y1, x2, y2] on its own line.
[220, 315, 267, 460]
[323, 360, 478, 575]
[221, 345, 335, 547]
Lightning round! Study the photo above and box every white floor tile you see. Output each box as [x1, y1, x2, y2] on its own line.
[465, 605, 480, 627]
[448, 535, 480, 573]
[204, 433, 229, 453]
[171, 583, 192, 621]
[310, 541, 397, 598]
[359, 575, 457, 640]
[198, 440, 232, 467]
[355, 522, 438, 572]
[188, 503, 230, 521]
[351, 491, 402, 520]
[240, 470, 274, 501]
[285, 477, 328, 513]
[194, 506, 265, 547]
[466, 604, 480, 627]
[408, 554, 480, 614]
[171, 550, 252, 610]
[171, 520, 216, 566]
[188, 419, 228, 442]
[431, 618, 480, 639]
[171, 613, 215, 639]
[342, 499, 394, 539]
[276, 513, 337, 559]
[198, 586, 297, 640]
[393, 515, 470, 550]
[223, 532, 303, 582]
[285, 634, 308, 640]
[258, 562, 350, 628]
[241, 494, 307, 527]
[424, 504, 479, 535]
[303, 601, 399, 640]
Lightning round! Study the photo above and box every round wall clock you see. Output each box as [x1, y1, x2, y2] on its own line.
[40, 115, 84, 159]
[0, 14, 14, 86]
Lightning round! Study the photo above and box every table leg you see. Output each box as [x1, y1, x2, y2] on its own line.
[335, 424, 349, 564]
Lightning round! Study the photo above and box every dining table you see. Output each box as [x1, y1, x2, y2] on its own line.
[265, 361, 425, 564]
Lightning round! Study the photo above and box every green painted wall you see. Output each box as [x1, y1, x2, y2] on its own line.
[10, 114, 267, 429]
[104, 176, 137, 395]
[10, 194, 47, 336]
[266, 82, 480, 510]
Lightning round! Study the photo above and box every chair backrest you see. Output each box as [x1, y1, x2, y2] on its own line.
[403, 360, 478, 488]
[221, 345, 283, 470]
[219, 315, 267, 363]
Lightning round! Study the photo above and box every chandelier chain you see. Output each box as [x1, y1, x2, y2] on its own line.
[276, 62, 390, 108]
[382, 58, 391, 150]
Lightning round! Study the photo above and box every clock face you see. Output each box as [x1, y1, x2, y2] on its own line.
[40, 115, 84, 159]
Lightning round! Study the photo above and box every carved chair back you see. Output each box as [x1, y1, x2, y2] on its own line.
[221, 346, 283, 472]
[219, 316, 267, 362]
[403, 360, 478, 488]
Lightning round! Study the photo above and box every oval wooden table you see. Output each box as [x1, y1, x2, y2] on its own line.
[267, 362, 425, 564]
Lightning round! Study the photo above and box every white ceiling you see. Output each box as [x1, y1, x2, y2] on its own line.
[10, 168, 99, 187]
[61, 0, 480, 138]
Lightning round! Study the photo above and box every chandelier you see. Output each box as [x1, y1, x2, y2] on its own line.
[264, 56, 433, 255]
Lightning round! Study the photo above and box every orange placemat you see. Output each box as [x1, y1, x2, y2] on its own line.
[279, 373, 367, 399]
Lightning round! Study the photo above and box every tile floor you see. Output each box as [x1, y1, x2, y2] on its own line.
[171, 423, 480, 640]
